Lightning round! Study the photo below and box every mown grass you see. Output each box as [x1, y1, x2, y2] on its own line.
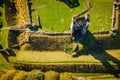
[0, 4, 7, 27]
[0, 54, 12, 69]
[31, 0, 114, 32]
[0, 30, 8, 48]
[10, 49, 120, 65]
[74, 73, 120, 80]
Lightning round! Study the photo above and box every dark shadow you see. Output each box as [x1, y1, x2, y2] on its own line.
[58, 0, 80, 8]
[0, 18, 3, 28]
[0, 45, 3, 49]
[78, 31, 120, 78]
[0, 51, 9, 62]
[29, 2, 42, 29]
[27, 0, 33, 24]
[0, 12, 2, 16]
[29, 2, 33, 23]
[0, 48, 16, 62]
[0, 0, 4, 8]
[5, 48, 16, 56]
[37, 15, 42, 29]
[0, 11, 3, 28]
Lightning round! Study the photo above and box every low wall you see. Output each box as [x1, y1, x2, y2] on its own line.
[95, 34, 120, 49]
[13, 62, 120, 73]
[4, 0, 18, 26]
[8, 30, 20, 48]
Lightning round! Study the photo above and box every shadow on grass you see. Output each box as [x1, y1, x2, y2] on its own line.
[0, 46, 16, 62]
[0, 1, 4, 8]
[78, 31, 120, 78]
[0, 18, 3, 28]
[58, 0, 80, 8]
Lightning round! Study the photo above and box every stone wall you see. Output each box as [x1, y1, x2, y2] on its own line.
[95, 33, 120, 49]
[24, 34, 72, 51]
[6, 29, 120, 51]
[13, 62, 120, 73]
[4, 0, 18, 26]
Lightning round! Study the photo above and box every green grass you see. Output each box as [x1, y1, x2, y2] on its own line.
[0, 30, 8, 48]
[0, 54, 12, 69]
[0, 4, 8, 48]
[31, 0, 114, 32]
[0, 4, 7, 27]
[10, 49, 120, 64]
[74, 73, 120, 80]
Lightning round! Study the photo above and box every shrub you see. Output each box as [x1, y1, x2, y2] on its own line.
[13, 71, 28, 80]
[20, 43, 33, 50]
[0, 69, 18, 80]
[64, 42, 84, 54]
[0, 69, 7, 78]
[60, 72, 73, 80]
[27, 69, 44, 80]
[45, 70, 59, 80]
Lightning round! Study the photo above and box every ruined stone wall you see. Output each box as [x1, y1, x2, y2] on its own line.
[14, 0, 28, 27]
[114, 9, 120, 31]
[4, 0, 18, 26]
[95, 34, 120, 49]
[13, 62, 120, 73]
[113, 0, 120, 31]
[20, 34, 73, 51]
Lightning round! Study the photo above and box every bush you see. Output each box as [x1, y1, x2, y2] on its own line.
[60, 72, 73, 80]
[64, 42, 84, 54]
[0, 69, 18, 80]
[0, 69, 7, 78]
[13, 71, 28, 80]
[20, 43, 33, 50]
[27, 69, 44, 80]
[45, 70, 59, 80]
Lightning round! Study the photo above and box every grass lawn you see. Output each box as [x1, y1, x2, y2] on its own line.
[10, 49, 120, 64]
[74, 73, 120, 80]
[31, 0, 114, 32]
[0, 30, 8, 48]
[0, 54, 12, 69]
[0, 4, 7, 27]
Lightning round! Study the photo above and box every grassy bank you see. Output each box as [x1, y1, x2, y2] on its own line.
[0, 54, 12, 69]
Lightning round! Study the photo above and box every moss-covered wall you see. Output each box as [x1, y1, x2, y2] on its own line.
[114, 8, 120, 31]
[4, 0, 18, 26]
[95, 33, 120, 49]
[26, 35, 72, 51]
[8, 30, 20, 48]
[14, 0, 28, 27]
[13, 63, 120, 73]
[8, 30, 120, 51]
